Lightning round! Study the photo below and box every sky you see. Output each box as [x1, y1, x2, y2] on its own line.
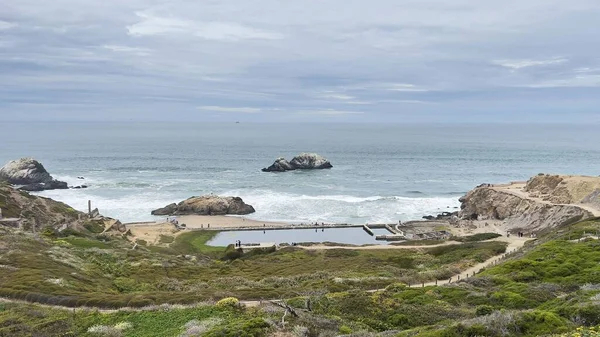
[1, 0, 600, 123]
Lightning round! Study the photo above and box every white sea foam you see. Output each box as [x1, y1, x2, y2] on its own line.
[36, 185, 461, 225]
[223, 189, 460, 224]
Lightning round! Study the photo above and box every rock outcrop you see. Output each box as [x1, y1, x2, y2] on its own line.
[151, 196, 255, 216]
[0, 182, 83, 230]
[0, 158, 68, 191]
[459, 185, 594, 232]
[524, 174, 600, 205]
[262, 153, 333, 172]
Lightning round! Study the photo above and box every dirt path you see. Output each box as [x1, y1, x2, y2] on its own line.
[492, 183, 600, 217]
[297, 240, 461, 250]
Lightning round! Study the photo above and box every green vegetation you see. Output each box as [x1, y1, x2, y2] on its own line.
[453, 232, 503, 242]
[3, 188, 600, 336]
[0, 225, 506, 312]
[0, 302, 271, 337]
[170, 230, 223, 255]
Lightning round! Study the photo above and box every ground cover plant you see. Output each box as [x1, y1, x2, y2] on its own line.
[2, 189, 600, 336]
[0, 226, 507, 310]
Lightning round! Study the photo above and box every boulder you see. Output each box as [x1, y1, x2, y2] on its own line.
[289, 153, 333, 170]
[0, 158, 69, 191]
[262, 153, 333, 172]
[0, 158, 53, 185]
[151, 196, 255, 216]
[262, 158, 295, 172]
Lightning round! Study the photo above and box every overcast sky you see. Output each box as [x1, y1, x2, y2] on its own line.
[1, 0, 600, 123]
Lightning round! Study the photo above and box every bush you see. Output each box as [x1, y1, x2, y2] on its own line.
[204, 318, 270, 337]
[222, 245, 243, 261]
[339, 325, 353, 334]
[216, 297, 240, 308]
[454, 233, 502, 242]
[475, 305, 494, 317]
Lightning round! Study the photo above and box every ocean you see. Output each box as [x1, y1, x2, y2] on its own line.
[1, 122, 599, 224]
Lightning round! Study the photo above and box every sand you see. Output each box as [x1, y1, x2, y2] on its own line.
[126, 215, 297, 244]
[491, 181, 600, 217]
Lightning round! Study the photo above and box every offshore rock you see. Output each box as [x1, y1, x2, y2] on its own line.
[262, 153, 332, 172]
[0, 158, 54, 185]
[262, 158, 295, 172]
[0, 158, 69, 191]
[152, 196, 256, 216]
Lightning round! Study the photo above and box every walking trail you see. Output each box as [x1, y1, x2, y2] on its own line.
[0, 236, 530, 312]
[492, 183, 600, 217]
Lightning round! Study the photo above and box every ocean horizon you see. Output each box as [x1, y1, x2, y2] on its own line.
[1, 122, 599, 224]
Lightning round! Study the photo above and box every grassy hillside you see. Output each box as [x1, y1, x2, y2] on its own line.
[0, 226, 506, 309]
[2, 188, 600, 336]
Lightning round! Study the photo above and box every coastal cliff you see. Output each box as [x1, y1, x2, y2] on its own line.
[459, 174, 600, 231]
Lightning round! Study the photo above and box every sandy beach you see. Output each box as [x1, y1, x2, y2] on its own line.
[127, 215, 295, 229]
[126, 215, 298, 244]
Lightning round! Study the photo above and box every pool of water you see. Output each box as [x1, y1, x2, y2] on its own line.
[206, 227, 393, 246]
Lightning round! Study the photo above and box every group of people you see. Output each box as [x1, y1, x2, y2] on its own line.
[234, 240, 243, 248]
[507, 231, 535, 238]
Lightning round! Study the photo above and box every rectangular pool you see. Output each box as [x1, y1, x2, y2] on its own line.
[206, 227, 392, 246]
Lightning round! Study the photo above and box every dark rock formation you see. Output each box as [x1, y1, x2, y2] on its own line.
[262, 153, 333, 172]
[151, 196, 256, 216]
[422, 211, 457, 221]
[262, 158, 295, 172]
[0, 158, 68, 191]
[19, 180, 69, 192]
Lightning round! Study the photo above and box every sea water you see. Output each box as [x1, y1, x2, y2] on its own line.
[1, 122, 599, 224]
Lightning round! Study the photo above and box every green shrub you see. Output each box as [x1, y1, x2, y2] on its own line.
[454, 233, 502, 242]
[475, 305, 494, 317]
[83, 221, 105, 234]
[216, 297, 240, 308]
[516, 310, 570, 336]
[204, 318, 270, 337]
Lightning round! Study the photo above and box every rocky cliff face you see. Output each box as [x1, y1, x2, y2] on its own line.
[525, 174, 600, 205]
[151, 196, 256, 216]
[459, 186, 593, 231]
[0, 183, 82, 229]
[0, 158, 68, 191]
[262, 153, 333, 172]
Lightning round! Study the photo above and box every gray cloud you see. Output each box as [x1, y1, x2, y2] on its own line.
[1, 0, 600, 122]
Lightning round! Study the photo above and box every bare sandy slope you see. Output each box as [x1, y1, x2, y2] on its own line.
[492, 181, 600, 217]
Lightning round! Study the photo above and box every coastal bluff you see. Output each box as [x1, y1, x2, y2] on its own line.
[262, 153, 333, 172]
[151, 196, 256, 216]
[459, 174, 600, 232]
[0, 158, 68, 191]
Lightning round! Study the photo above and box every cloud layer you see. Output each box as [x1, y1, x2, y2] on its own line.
[1, 0, 600, 122]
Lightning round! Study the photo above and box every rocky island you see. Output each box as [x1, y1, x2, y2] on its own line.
[0, 158, 69, 192]
[262, 153, 333, 172]
[151, 195, 256, 216]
